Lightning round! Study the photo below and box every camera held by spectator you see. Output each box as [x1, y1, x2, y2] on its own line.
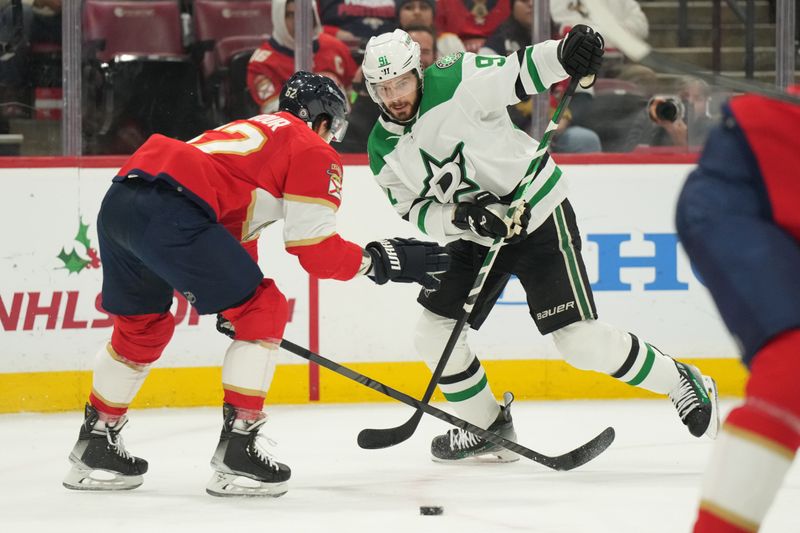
[648, 95, 685, 124]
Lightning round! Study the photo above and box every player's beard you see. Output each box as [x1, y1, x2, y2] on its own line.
[388, 101, 414, 121]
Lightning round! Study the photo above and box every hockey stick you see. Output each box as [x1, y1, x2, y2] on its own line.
[580, 0, 800, 104]
[280, 339, 615, 471]
[357, 77, 582, 450]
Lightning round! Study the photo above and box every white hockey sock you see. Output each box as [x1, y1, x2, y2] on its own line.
[416, 310, 500, 428]
[437, 356, 500, 429]
[696, 401, 799, 531]
[610, 334, 680, 395]
[222, 340, 276, 409]
[552, 321, 680, 395]
[91, 342, 151, 415]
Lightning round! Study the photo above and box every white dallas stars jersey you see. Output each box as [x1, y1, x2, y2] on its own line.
[367, 40, 569, 245]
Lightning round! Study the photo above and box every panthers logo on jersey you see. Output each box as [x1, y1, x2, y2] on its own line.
[327, 163, 343, 199]
[418, 142, 478, 203]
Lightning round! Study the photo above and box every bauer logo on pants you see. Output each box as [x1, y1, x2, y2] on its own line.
[536, 301, 575, 320]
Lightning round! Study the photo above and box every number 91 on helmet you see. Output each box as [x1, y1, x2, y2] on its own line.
[362, 29, 424, 122]
[278, 71, 349, 142]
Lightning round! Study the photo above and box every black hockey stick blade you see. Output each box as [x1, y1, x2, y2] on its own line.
[281, 339, 615, 470]
[357, 410, 423, 449]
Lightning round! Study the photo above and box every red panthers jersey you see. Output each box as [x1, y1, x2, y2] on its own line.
[435, 0, 510, 44]
[730, 95, 800, 241]
[115, 112, 362, 280]
[247, 35, 358, 112]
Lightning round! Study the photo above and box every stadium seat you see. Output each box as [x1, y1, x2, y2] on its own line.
[82, 0, 206, 151]
[83, 0, 186, 61]
[192, 0, 272, 121]
[193, 0, 272, 78]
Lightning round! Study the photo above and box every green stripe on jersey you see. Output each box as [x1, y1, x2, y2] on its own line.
[417, 200, 433, 234]
[525, 47, 546, 93]
[367, 121, 401, 175]
[528, 166, 562, 209]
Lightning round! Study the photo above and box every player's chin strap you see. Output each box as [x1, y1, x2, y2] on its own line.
[356, 77, 586, 451]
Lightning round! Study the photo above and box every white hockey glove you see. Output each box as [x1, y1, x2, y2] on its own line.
[453, 192, 531, 243]
[505, 200, 531, 244]
[365, 237, 450, 290]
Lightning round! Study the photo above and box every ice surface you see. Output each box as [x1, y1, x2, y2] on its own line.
[1, 399, 797, 532]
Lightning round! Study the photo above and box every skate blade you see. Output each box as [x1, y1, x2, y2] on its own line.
[205, 471, 288, 498]
[63, 463, 143, 491]
[431, 450, 520, 464]
[703, 376, 720, 440]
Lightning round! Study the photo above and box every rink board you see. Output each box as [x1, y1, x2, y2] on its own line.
[0, 156, 748, 412]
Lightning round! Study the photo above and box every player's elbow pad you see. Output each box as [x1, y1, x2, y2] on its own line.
[289, 235, 362, 281]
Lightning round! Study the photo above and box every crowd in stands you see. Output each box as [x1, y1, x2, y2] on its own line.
[0, 0, 756, 156]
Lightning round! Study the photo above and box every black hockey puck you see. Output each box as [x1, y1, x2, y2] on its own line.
[420, 506, 444, 515]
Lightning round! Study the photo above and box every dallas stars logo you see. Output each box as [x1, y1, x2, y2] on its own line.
[57, 218, 101, 274]
[419, 142, 478, 203]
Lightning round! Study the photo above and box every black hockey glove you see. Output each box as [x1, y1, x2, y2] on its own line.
[216, 314, 235, 339]
[557, 24, 604, 80]
[366, 237, 451, 290]
[453, 192, 512, 239]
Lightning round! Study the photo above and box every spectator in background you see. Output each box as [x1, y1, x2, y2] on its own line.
[480, 0, 536, 56]
[247, 0, 358, 113]
[481, 0, 601, 153]
[404, 24, 435, 68]
[436, 0, 511, 52]
[396, 0, 466, 58]
[550, 0, 648, 46]
[550, 0, 647, 77]
[318, 0, 397, 47]
[627, 75, 715, 151]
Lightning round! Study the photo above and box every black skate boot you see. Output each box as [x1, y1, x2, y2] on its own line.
[431, 392, 519, 463]
[669, 361, 720, 439]
[206, 403, 291, 497]
[63, 403, 148, 491]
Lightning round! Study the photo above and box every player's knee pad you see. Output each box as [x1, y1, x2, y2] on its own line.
[111, 312, 175, 365]
[221, 279, 288, 342]
[414, 309, 473, 375]
[551, 319, 631, 373]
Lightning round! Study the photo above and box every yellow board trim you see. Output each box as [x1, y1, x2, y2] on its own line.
[0, 358, 748, 413]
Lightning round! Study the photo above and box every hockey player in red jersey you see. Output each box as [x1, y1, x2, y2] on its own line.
[247, 0, 358, 113]
[676, 89, 800, 532]
[62, 71, 450, 497]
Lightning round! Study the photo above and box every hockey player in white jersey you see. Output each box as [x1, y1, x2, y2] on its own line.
[361, 26, 720, 462]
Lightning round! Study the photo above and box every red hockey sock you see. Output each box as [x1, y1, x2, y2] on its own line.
[693, 330, 800, 533]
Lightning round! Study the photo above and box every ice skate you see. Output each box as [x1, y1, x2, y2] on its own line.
[431, 392, 519, 463]
[670, 361, 720, 439]
[63, 403, 148, 491]
[206, 404, 291, 497]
